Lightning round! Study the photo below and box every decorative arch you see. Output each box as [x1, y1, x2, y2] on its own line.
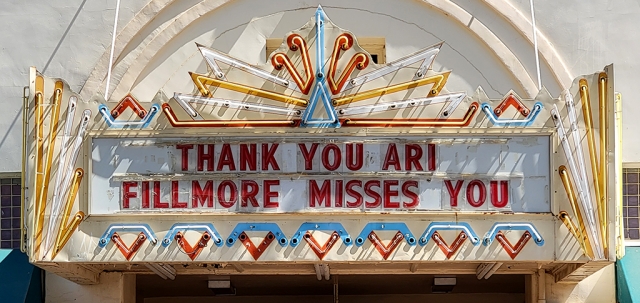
[80, 0, 571, 101]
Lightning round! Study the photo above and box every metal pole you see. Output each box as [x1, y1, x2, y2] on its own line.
[529, 0, 542, 90]
[104, 0, 121, 100]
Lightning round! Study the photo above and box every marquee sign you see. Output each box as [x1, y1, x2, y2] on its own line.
[92, 137, 549, 213]
[24, 6, 616, 271]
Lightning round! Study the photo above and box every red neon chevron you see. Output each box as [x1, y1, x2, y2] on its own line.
[493, 94, 530, 117]
[111, 232, 146, 261]
[238, 231, 275, 260]
[495, 231, 531, 259]
[431, 231, 467, 259]
[175, 231, 211, 261]
[368, 231, 404, 260]
[111, 94, 147, 118]
[303, 231, 340, 260]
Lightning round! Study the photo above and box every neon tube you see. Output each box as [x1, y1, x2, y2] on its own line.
[327, 33, 368, 94]
[552, 106, 603, 259]
[44, 96, 77, 255]
[559, 167, 593, 258]
[98, 224, 158, 247]
[174, 93, 301, 117]
[342, 102, 478, 127]
[162, 104, 297, 127]
[162, 223, 223, 247]
[272, 34, 314, 94]
[51, 168, 85, 259]
[198, 44, 298, 92]
[35, 81, 63, 257]
[580, 79, 602, 231]
[598, 73, 608, 251]
[33, 76, 45, 257]
[98, 104, 159, 128]
[333, 73, 449, 106]
[483, 223, 544, 246]
[342, 43, 442, 91]
[481, 102, 543, 127]
[190, 73, 307, 106]
[338, 93, 465, 116]
[301, 82, 338, 125]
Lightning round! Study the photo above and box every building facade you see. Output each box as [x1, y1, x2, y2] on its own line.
[3, 1, 640, 302]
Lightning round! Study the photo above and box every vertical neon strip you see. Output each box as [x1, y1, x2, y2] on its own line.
[558, 166, 594, 258]
[51, 168, 85, 260]
[579, 80, 602, 236]
[552, 105, 603, 259]
[33, 76, 45, 257]
[44, 96, 77, 255]
[35, 81, 63, 258]
[598, 73, 608, 252]
[564, 90, 593, 213]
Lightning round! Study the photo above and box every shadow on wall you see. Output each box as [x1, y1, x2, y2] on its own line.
[617, 247, 640, 303]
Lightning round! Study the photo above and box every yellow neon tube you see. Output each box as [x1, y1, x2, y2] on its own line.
[34, 81, 63, 257]
[333, 72, 450, 106]
[580, 79, 602, 245]
[33, 76, 45, 257]
[598, 73, 608, 252]
[52, 168, 85, 259]
[559, 165, 594, 258]
[190, 72, 307, 106]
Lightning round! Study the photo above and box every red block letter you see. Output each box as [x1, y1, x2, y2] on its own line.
[217, 180, 237, 208]
[309, 180, 331, 207]
[404, 144, 423, 171]
[490, 180, 509, 208]
[364, 180, 382, 208]
[122, 181, 137, 209]
[299, 143, 318, 170]
[240, 144, 257, 171]
[175, 144, 193, 171]
[241, 180, 260, 207]
[382, 143, 401, 170]
[171, 181, 188, 208]
[383, 180, 400, 208]
[322, 144, 341, 171]
[262, 144, 280, 170]
[445, 180, 464, 207]
[346, 143, 363, 171]
[402, 181, 419, 208]
[192, 180, 213, 208]
[263, 180, 280, 208]
[197, 144, 214, 171]
[466, 180, 486, 207]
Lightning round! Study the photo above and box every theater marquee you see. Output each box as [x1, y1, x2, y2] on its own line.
[24, 6, 616, 277]
[92, 137, 549, 213]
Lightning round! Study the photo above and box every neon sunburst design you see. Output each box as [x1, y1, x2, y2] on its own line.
[160, 6, 475, 129]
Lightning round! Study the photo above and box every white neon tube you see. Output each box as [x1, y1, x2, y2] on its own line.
[198, 45, 298, 92]
[338, 93, 465, 116]
[57, 110, 91, 216]
[43, 97, 77, 256]
[551, 106, 604, 259]
[342, 44, 441, 92]
[485, 223, 544, 244]
[564, 90, 593, 208]
[174, 93, 300, 117]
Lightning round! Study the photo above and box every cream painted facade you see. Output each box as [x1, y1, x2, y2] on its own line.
[2, 0, 636, 302]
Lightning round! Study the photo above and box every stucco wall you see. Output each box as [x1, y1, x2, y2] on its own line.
[2, 0, 639, 171]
